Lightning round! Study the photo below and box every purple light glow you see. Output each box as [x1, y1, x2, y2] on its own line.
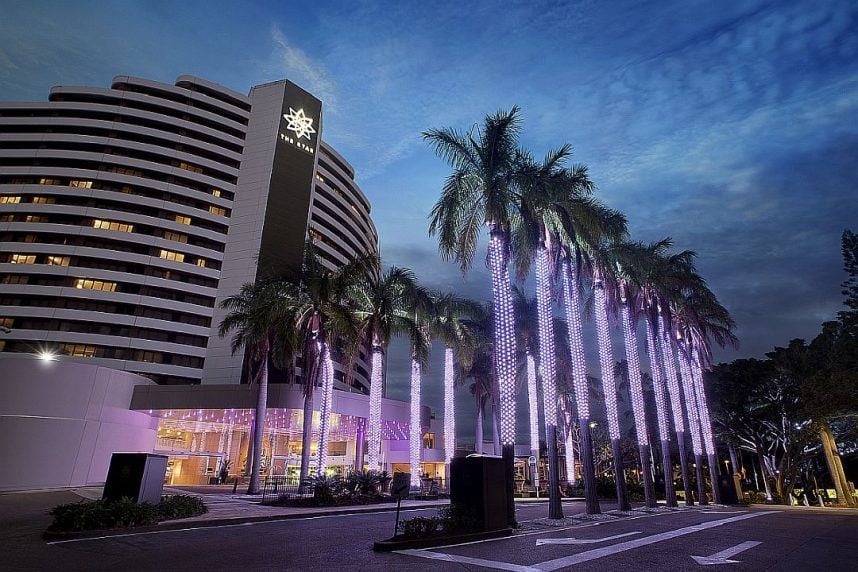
[316, 342, 335, 474]
[594, 280, 620, 440]
[565, 429, 577, 485]
[644, 316, 671, 442]
[560, 257, 589, 420]
[488, 229, 517, 445]
[536, 246, 558, 427]
[443, 347, 455, 464]
[526, 352, 540, 453]
[691, 348, 716, 455]
[367, 348, 384, 470]
[658, 314, 686, 433]
[410, 358, 422, 487]
[620, 300, 648, 446]
[677, 341, 703, 456]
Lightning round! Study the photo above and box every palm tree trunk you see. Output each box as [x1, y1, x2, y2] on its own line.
[247, 351, 269, 495]
[409, 358, 422, 489]
[677, 432, 693, 505]
[487, 225, 518, 527]
[492, 401, 502, 455]
[661, 438, 678, 507]
[316, 341, 335, 476]
[620, 301, 656, 508]
[475, 400, 484, 454]
[820, 423, 855, 507]
[565, 425, 577, 487]
[690, 348, 721, 504]
[677, 344, 707, 505]
[526, 353, 540, 460]
[298, 383, 314, 493]
[536, 244, 563, 519]
[367, 346, 384, 470]
[560, 254, 600, 514]
[645, 315, 676, 506]
[657, 315, 693, 506]
[593, 279, 630, 512]
[443, 347, 455, 471]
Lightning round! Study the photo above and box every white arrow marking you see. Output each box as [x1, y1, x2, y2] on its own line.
[691, 541, 762, 565]
[536, 531, 641, 546]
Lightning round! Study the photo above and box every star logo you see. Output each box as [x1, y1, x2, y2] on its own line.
[283, 107, 316, 140]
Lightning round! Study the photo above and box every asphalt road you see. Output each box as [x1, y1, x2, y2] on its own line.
[5, 500, 857, 571]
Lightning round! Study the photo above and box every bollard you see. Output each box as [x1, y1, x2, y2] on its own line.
[233, 477, 238, 494]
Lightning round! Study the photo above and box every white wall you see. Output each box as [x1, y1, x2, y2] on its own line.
[0, 356, 158, 491]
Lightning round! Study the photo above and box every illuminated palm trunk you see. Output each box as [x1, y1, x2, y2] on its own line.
[366, 346, 384, 471]
[677, 340, 707, 505]
[564, 426, 577, 486]
[443, 347, 455, 491]
[315, 342, 335, 475]
[409, 358, 422, 489]
[536, 245, 563, 518]
[248, 343, 269, 495]
[487, 226, 518, 525]
[619, 299, 656, 508]
[526, 353, 540, 461]
[560, 254, 600, 514]
[593, 279, 630, 511]
[644, 315, 677, 507]
[658, 314, 694, 506]
[691, 347, 722, 504]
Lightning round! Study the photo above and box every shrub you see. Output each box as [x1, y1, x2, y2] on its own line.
[398, 516, 442, 537]
[48, 495, 207, 532]
[438, 505, 478, 533]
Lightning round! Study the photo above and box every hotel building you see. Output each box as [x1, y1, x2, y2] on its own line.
[0, 76, 446, 490]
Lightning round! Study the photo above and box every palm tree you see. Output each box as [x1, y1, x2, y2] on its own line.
[287, 244, 366, 489]
[346, 265, 423, 471]
[424, 107, 527, 525]
[218, 280, 295, 494]
[426, 292, 482, 486]
[673, 281, 738, 505]
[587, 253, 631, 512]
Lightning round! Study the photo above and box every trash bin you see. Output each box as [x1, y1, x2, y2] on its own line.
[102, 452, 168, 505]
[450, 454, 509, 532]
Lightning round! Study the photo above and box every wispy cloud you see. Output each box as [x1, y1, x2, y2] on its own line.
[269, 24, 338, 111]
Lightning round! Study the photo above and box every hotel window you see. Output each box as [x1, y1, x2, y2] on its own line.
[135, 350, 163, 364]
[109, 166, 142, 177]
[92, 219, 133, 232]
[423, 433, 435, 449]
[31, 196, 56, 204]
[22, 234, 37, 243]
[0, 196, 21, 204]
[10, 178, 33, 184]
[159, 249, 185, 263]
[2, 275, 28, 284]
[25, 215, 48, 223]
[163, 231, 188, 244]
[74, 278, 117, 292]
[195, 258, 207, 268]
[0, 317, 13, 329]
[63, 343, 96, 358]
[175, 215, 192, 225]
[10, 254, 36, 264]
[69, 180, 93, 189]
[179, 162, 203, 174]
[120, 185, 133, 194]
[315, 174, 325, 184]
[38, 178, 61, 185]
[0, 215, 14, 222]
[208, 205, 226, 217]
[46, 255, 71, 267]
[210, 188, 222, 198]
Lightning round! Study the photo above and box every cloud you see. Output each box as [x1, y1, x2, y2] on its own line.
[269, 24, 338, 111]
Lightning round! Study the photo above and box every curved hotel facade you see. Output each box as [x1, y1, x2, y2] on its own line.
[0, 75, 375, 391]
[0, 76, 447, 489]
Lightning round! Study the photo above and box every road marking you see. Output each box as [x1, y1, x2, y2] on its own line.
[533, 512, 776, 571]
[536, 531, 641, 546]
[396, 549, 541, 572]
[691, 541, 762, 565]
[45, 507, 440, 544]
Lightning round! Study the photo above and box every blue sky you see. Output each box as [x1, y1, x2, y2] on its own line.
[2, 0, 856, 440]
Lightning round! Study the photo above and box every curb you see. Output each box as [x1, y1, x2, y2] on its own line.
[43, 501, 450, 542]
[373, 527, 514, 552]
